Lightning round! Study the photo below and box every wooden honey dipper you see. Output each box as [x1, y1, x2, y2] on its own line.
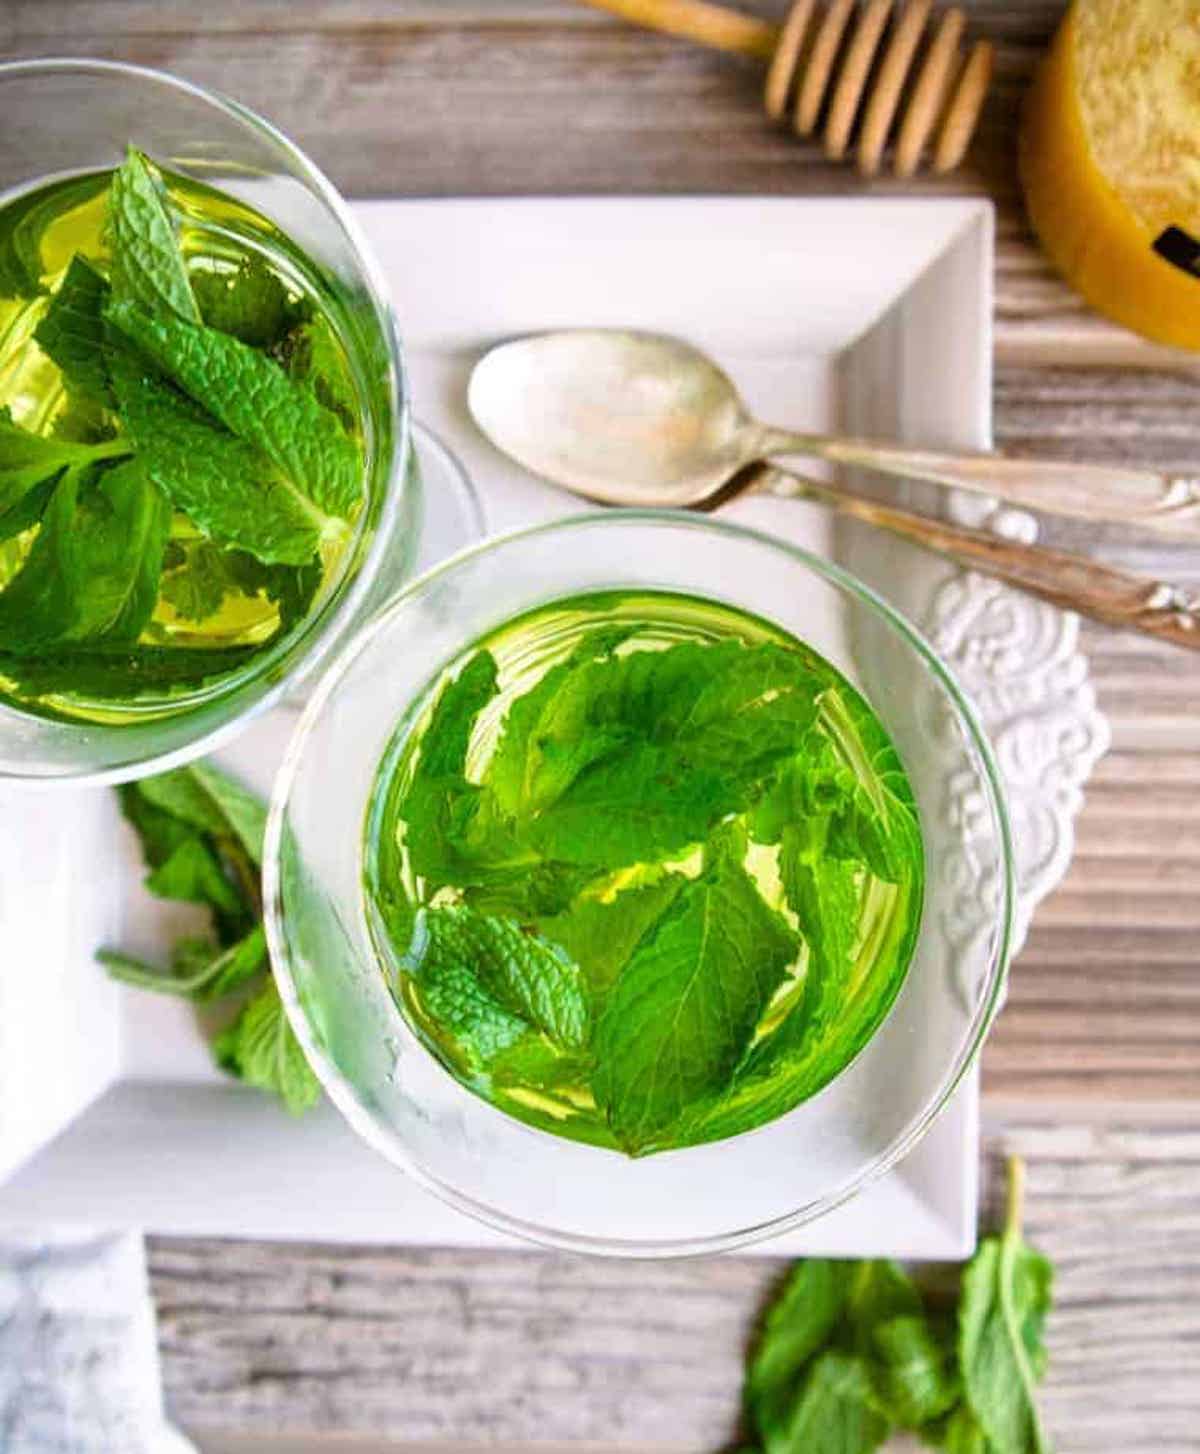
[579, 0, 994, 177]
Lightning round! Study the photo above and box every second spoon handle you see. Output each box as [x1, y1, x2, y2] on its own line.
[746, 464, 1200, 651]
[757, 426, 1200, 543]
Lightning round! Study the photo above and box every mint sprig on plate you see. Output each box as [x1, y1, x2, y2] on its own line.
[742, 1158, 1054, 1454]
[99, 763, 320, 1115]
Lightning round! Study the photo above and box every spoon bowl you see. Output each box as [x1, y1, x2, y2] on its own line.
[468, 330, 762, 506]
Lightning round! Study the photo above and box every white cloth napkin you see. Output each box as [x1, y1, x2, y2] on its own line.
[0, 1228, 195, 1454]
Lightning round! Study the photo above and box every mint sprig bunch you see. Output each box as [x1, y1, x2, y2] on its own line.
[0, 146, 363, 701]
[100, 764, 319, 1114]
[372, 621, 924, 1156]
[742, 1159, 1053, 1454]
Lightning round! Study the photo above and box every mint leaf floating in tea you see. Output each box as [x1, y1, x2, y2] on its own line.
[106, 299, 363, 520]
[34, 255, 116, 407]
[0, 458, 169, 652]
[0, 143, 368, 723]
[192, 255, 301, 348]
[364, 590, 925, 1155]
[0, 408, 129, 515]
[100, 763, 316, 1114]
[407, 905, 590, 1052]
[283, 314, 361, 427]
[593, 832, 800, 1154]
[108, 346, 327, 567]
[107, 146, 201, 323]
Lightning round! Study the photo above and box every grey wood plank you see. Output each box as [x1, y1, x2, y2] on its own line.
[149, 1118, 1200, 1452]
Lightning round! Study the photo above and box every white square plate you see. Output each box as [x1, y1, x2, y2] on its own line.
[0, 198, 1103, 1258]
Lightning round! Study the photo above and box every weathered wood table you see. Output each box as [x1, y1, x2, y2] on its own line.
[3, 4, 1197, 1450]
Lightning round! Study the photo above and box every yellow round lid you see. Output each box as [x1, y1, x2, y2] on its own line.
[1020, 0, 1200, 350]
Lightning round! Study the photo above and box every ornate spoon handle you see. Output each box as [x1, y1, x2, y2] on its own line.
[756, 427, 1200, 543]
[746, 465, 1200, 651]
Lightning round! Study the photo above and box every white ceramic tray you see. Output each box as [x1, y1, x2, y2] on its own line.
[0, 198, 1108, 1258]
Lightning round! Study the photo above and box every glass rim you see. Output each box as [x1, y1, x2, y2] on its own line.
[263, 509, 1017, 1258]
[0, 57, 413, 787]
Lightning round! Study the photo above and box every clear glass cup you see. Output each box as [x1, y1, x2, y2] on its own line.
[265, 512, 1014, 1257]
[0, 58, 419, 784]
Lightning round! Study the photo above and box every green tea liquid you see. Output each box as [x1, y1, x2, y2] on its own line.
[365, 591, 925, 1157]
[0, 167, 364, 722]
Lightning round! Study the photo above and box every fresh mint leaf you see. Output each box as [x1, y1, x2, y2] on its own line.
[34, 254, 114, 406]
[73, 457, 171, 642]
[106, 765, 319, 1115]
[928, 1404, 992, 1454]
[781, 821, 862, 1022]
[137, 766, 232, 838]
[0, 640, 258, 701]
[844, 1260, 923, 1342]
[539, 874, 686, 999]
[161, 538, 321, 635]
[106, 299, 362, 519]
[109, 345, 326, 567]
[50, 395, 112, 445]
[107, 147, 200, 323]
[410, 938, 530, 1073]
[592, 840, 799, 1154]
[0, 476, 54, 544]
[159, 539, 232, 621]
[0, 458, 168, 653]
[760, 1350, 889, 1454]
[144, 835, 247, 924]
[138, 762, 267, 869]
[118, 779, 200, 869]
[0, 407, 126, 514]
[227, 550, 323, 635]
[520, 642, 824, 869]
[213, 977, 321, 1115]
[959, 1160, 1053, 1454]
[747, 1260, 851, 1439]
[191, 256, 299, 348]
[869, 1314, 960, 1429]
[458, 859, 600, 922]
[486, 627, 634, 817]
[99, 923, 267, 1001]
[189, 761, 268, 866]
[488, 1035, 591, 1095]
[122, 770, 258, 936]
[282, 315, 358, 427]
[408, 905, 589, 1052]
[399, 650, 501, 888]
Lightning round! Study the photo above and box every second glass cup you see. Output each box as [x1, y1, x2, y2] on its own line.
[265, 512, 1013, 1257]
[0, 59, 418, 784]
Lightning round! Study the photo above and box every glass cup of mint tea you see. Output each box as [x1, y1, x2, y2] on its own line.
[266, 514, 1014, 1256]
[0, 59, 420, 783]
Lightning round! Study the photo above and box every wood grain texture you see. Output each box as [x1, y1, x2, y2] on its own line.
[5, 1, 1197, 1447]
[149, 1119, 1200, 1452]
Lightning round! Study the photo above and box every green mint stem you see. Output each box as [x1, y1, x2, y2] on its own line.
[90, 439, 135, 462]
[1005, 1154, 1027, 1241]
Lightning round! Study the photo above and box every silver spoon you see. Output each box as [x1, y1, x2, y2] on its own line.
[470, 329, 1200, 538]
[469, 329, 1200, 650]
